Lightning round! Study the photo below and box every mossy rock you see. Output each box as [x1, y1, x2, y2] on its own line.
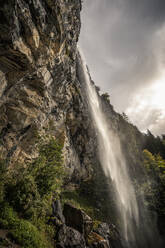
[87, 232, 107, 246]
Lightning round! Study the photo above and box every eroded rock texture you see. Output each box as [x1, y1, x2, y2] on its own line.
[0, 0, 146, 184]
[0, 0, 97, 181]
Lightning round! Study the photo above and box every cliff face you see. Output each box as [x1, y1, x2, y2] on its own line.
[0, 0, 97, 181]
[0, 0, 145, 182]
[1, 1, 160, 247]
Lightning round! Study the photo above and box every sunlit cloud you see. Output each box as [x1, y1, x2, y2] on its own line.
[126, 71, 165, 135]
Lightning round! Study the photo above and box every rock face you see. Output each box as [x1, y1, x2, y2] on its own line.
[52, 201, 121, 248]
[0, 0, 97, 182]
[57, 225, 86, 248]
[0, 0, 145, 184]
[95, 223, 123, 248]
[87, 232, 110, 248]
[52, 199, 65, 223]
[63, 203, 93, 237]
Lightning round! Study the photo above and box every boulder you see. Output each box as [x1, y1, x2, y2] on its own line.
[95, 223, 110, 240]
[87, 232, 110, 248]
[95, 223, 123, 248]
[56, 224, 86, 248]
[63, 203, 93, 236]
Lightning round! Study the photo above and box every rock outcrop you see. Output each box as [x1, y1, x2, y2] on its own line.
[52, 201, 121, 248]
[0, 0, 145, 187]
[57, 224, 87, 248]
[63, 203, 93, 237]
[0, 0, 96, 183]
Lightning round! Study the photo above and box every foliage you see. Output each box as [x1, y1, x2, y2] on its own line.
[0, 137, 64, 247]
[0, 203, 50, 248]
[5, 138, 64, 219]
[144, 130, 165, 159]
[62, 190, 98, 219]
[101, 92, 110, 103]
[33, 138, 64, 197]
[140, 150, 165, 216]
[6, 174, 40, 215]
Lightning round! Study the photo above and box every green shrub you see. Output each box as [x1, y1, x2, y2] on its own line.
[0, 203, 17, 228]
[9, 220, 46, 248]
[6, 175, 40, 214]
[138, 150, 165, 216]
[0, 203, 51, 248]
[30, 138, 64, 197]
[3, 138, 64, 219]
[101, 92, 110, 103]
[0, 137, 64, 248]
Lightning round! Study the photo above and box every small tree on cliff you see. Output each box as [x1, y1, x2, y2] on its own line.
[101, 92, 110, 103]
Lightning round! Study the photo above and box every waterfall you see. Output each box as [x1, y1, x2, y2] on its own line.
[77, 49, 162, 248]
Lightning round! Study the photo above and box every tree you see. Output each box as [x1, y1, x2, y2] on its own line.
[101, 92, 110, 103]
[140, 150, 165, 216]
[122, 112, 129, 122]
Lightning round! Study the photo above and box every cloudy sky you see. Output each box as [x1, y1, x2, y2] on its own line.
[79, 0, 165, 135]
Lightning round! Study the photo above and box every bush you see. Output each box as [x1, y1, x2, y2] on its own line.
[4, 138, 64, 219]
[0, 203, 49, 248]
[32, 138, 64, 197]
[101, 92, 110, 103]
[9, 220, 47, 248]
[6, 175, 40, 214]
[0, 203, 17, 228]
[139, 150, 165, 216]
[0, 137, 64, 247]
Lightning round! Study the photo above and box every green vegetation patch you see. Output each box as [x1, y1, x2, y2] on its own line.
[0, 137, 65, 248]
[137, 149, 165, 217]
[0, 203, 49, 248]
[62, 190, 96, 218]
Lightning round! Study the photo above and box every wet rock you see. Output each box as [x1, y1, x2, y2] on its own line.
[63, 203, 93, 236]
[87, 232, 110, 248]
[95, 223, 123, 248]
[56, 224, 86, 248]
[52, 199, 65, 223]
[95, 223, 110, 238]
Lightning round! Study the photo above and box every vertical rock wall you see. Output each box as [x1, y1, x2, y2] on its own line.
[0, 0, 146, 184]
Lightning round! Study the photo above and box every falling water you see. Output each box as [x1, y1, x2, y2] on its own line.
[77, 49, 162, 248]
